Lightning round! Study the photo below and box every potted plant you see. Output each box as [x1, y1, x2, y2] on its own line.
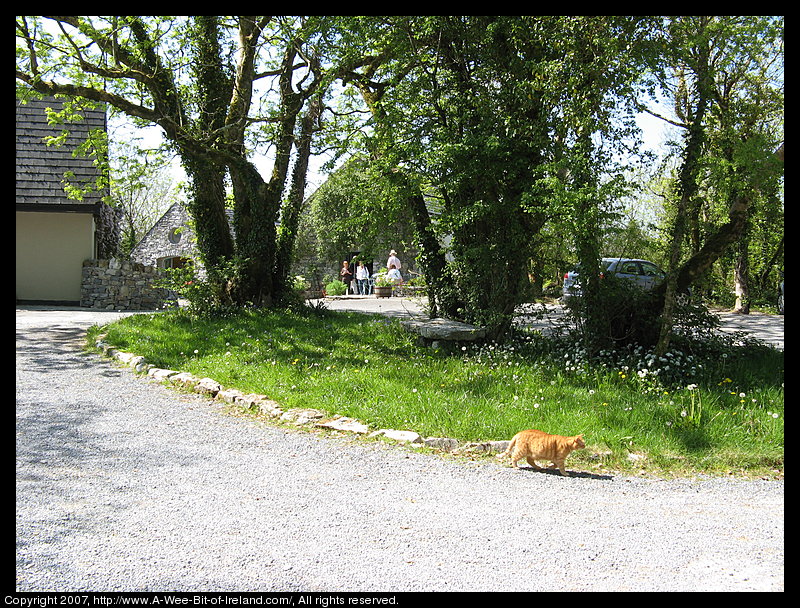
[373, 274, 394, 298]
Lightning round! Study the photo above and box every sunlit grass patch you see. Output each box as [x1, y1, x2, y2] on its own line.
[90, 307, 783, 478]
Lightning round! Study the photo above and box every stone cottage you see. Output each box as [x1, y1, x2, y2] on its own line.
[130, 201, 197, 270]
[130, 201, 237, 277]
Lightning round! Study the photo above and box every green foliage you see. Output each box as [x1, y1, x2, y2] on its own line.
[308, 156, 416, 262]
[156, 258, 250, 318]
[16, 17, 333, 309]
[19, 16, 783, 339]
[563, 276, 663, 350]
[40, 96, 112, 206]
[324, 280, 348, 296]
[328, 16, 665, 338]
[649, 15, 783, 318]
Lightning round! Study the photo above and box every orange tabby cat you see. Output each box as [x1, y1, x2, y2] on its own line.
[498, 429, 585, 476]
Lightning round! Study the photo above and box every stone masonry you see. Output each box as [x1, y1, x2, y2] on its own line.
[81, 258, 175, 310]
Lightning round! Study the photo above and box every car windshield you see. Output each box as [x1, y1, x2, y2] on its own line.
[639, 262, 664, 277]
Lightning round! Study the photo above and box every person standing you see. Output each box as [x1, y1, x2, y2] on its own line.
[356, 261, 370, 295]
[340, 260, 353, 294]
[387, 250, 402, 272]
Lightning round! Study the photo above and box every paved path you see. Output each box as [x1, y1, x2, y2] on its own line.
[321, 297, 785, 350]
[15, 305, 783, 593]
[714, 309, 784, 351]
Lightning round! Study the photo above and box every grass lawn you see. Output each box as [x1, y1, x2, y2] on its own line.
[89, 306, 784, 479]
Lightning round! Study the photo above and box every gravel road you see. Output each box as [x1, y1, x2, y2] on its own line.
[16, 307, 784, 593]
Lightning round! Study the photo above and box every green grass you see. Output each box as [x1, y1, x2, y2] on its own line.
[89, 306, 784, 479]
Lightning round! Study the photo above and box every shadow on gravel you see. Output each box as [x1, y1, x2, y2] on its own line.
[15, 324, 101, 375]
[515, 466, 614, 481]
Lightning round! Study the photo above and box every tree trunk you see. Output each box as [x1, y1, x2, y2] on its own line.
[273, 96, 322, 302]
[672, 193, 750, 293]
[181, 150, 235, 270]
[228, 159, 277, 307]
[406, 191, 453, 320]
[655, 47, 713, 356]
[733, 220, 750, 314]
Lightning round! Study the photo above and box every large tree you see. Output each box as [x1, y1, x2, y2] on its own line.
[647, 16, 783, 353]
[16, 16, 331, 308]
[337, 16, 656, 340]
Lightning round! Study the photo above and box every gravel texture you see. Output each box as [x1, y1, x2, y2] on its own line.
[15, 308, 784, 592]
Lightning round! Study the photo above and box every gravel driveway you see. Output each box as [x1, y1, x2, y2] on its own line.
[16, 307, 784, 592]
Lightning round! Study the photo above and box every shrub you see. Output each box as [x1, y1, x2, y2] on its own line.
[563, 274, 662, 351]
[324, 280, 348, 296]
[156, 258, 246, 318]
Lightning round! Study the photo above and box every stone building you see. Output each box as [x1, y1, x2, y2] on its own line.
[130, 202, 196, 270]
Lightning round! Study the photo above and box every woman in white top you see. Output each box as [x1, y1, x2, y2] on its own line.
[355, 261, 370, 294]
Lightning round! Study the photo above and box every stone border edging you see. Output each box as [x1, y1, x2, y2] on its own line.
[94, 337, 510, 457]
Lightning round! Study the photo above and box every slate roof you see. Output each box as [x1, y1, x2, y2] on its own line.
[16, 95, 107, 212]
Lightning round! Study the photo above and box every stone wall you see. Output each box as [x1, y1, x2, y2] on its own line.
[81, 258, 176, 310]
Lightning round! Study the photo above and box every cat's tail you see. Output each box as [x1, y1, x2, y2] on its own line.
[496, 436, 515, 460]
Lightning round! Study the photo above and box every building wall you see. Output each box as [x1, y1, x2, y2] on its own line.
[16, 211, 95, 303]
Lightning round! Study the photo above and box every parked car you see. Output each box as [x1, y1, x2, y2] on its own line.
[562, 258, 666, 299]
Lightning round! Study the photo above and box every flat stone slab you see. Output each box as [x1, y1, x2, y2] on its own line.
[370, 429, 423, 444]
[280, 408, 327, 425]
[400, 318, 486, 341]
[316, 417, 371, 434]
[169, 372, 200, 387]
[216, 388, 245, 404]
[423, 437, 461, 451]
[148, 368, 180, 381]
